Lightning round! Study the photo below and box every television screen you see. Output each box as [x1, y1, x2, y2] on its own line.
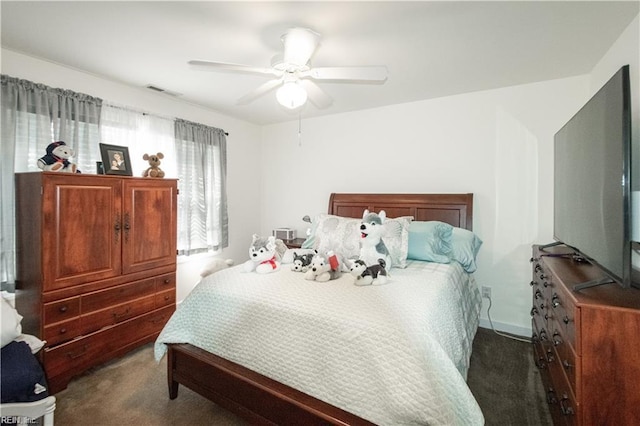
[553, 65, 633, 288]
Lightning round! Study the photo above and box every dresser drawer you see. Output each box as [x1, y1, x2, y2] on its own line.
[81, 278, 156, 313]
[551, 326, 578, 393]
[44, 318, 82, 346]
[550, 287, 578, 355]
[81, 295, 157, 334]
[44, 297, 80, 324]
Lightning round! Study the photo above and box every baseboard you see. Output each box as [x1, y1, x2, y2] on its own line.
[479, 318, 531, 338]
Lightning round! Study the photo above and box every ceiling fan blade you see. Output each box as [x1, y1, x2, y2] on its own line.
[299, 80, 333, 109]
[237, 79, 282, 105]
[188, 60, 279, 76]
[282, 27, 320, 66]
[302, 66, 388, 82]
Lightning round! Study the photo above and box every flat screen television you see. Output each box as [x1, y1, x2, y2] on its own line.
[553, 64, 637, 290]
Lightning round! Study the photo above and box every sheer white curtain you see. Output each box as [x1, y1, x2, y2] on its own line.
[100, 104, 176, 177]
[1, 75, 102, 287]
[174, 119, 228, 255]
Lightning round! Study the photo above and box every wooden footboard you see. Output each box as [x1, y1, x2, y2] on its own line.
[167, 343, 375, 425]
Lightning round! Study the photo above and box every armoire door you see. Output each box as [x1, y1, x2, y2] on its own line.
[121, 179, 177, 275]
[41, 175, 123, 291]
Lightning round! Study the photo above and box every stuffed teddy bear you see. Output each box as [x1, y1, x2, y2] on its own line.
[200, 258, 234, 279]
[37, 141, 79, 173]
[291, 251, 316, 273]
[359, 209, 391, 268]
[304, 252, 342, 282]
[243, 234, 281, 274]
[349, 258, 388, 286]
[142, 152, 165, 178]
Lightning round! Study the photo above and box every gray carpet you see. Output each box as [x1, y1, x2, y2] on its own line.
[52, 327, 552, 425]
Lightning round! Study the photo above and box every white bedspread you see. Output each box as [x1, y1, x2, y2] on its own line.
[155, 260, 484, 425]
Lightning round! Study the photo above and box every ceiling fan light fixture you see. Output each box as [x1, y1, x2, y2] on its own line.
[276, 81, 307, 109]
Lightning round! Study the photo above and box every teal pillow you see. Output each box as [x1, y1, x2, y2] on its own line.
[450, 228, 483, 273]
[407, 221, 453, 263]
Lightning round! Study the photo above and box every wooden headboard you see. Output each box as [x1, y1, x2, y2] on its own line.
[328, 193, 473, 231]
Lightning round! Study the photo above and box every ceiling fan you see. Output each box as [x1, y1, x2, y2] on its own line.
[188, 27, 388, 110]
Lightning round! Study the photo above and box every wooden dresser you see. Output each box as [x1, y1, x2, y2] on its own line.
[531, 245, 640, 425]
[15, 172, 178, 393]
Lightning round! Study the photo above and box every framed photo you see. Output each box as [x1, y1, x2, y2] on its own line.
[99, 143, 132, 176]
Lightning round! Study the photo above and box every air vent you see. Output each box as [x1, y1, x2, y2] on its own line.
[145, 85, 182, 97]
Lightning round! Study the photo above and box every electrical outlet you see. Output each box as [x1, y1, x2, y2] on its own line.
[481, 286, 491, 299]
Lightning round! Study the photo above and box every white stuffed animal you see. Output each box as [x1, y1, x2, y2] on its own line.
[359, 210, 391, 268]
[243, 234, 281, 274]
[349, 258, 388, 286]
[37, 141, 78, 173]
[200, 258, 234, 279]
[304, 252, 342, 282]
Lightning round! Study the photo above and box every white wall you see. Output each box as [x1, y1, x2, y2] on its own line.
[259, 77, 589, 336]
[258, 13, 640, 335]
[1, 48, 262, 300]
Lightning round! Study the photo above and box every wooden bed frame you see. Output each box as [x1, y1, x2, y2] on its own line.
[166, 193, 474, 425]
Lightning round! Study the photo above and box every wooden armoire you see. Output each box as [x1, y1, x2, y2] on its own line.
[15, 172, 178, 393]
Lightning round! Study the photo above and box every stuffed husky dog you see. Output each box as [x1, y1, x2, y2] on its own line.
[243, 234, 281, 274]
[304, 252, 342, 282]
[349, 258, 388, 286]
[359, 210, 391, 268]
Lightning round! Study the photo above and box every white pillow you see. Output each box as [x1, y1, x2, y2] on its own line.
[306, 214, 413, 268]
[1, 296, 23, 348]
[14, 334, 46, 354]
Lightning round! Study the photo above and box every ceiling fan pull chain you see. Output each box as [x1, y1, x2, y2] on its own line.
[298, 112, 302, 146]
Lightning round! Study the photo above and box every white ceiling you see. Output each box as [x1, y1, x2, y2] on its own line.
[1, 1, 638, 125]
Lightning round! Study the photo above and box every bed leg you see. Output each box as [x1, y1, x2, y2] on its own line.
[167, 345, 179, 399]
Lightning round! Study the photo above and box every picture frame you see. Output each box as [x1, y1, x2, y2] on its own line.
[99, 143, 132, 176]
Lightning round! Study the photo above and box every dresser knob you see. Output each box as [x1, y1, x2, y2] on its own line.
[60, 328, 67, 334]
[164, 279, 170, 284]
[59, 305, 68, 313]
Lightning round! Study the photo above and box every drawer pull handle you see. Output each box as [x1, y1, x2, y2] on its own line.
[546, 349, 555, 363]
[59, 305, 68, 313]
[112, 307, 131, 320]
[560, 394, 574, 416]
[59, 328, 67, 334]
[164, 279, 170, 284]
[67, 345, 88, 360]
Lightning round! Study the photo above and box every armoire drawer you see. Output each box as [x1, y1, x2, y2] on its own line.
[81, 278, 156, 313]
[155, 273, 176, 291]
[44, 318, 82, 346]
[44, 297, 80, 324]
[81, 296, 157, 334]
[45, 306, 174, 380]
